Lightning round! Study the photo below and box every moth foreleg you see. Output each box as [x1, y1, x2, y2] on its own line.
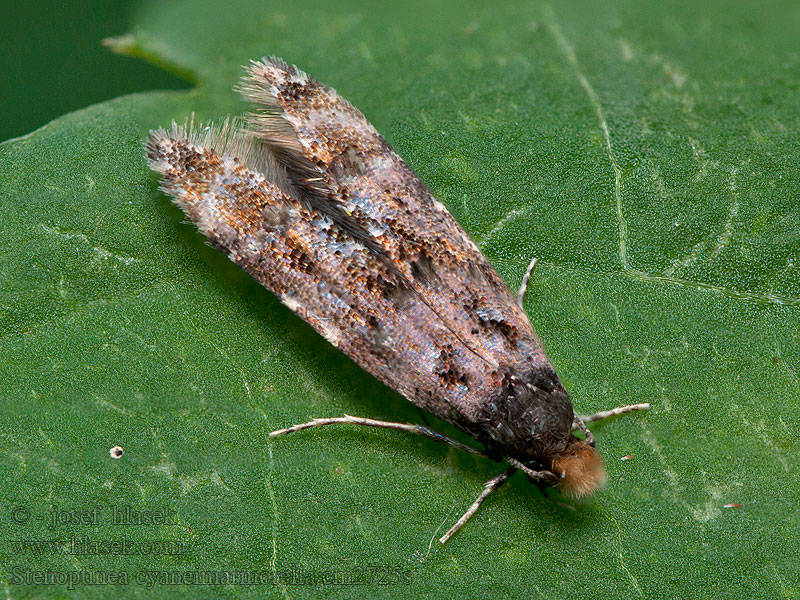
[438, 466, 516, 544]
[268, 414, 487, 456]
[504, 456, 560, 486]
[576, 403, 651, 425]
[516, 256, 539, 309]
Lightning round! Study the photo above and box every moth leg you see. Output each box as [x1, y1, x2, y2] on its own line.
[572, 412, 595, 446]
[439, 466, 516, 544]
[268, 414, 488, 456]
[578, 403, 651, 424]
[505, 456, 560, 486]
[516, 256, 539, 309]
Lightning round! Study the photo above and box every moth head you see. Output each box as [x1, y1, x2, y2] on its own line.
[550, 439, 606, 497]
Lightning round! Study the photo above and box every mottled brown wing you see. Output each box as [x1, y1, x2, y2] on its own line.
[148, 124, 490, 428]
[239, 58, 551, 376]
[147, 59, 575, 457]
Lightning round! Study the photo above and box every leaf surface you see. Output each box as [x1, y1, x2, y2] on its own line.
[1, 1, 798, 598]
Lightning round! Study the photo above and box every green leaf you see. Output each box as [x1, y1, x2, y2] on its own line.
[2, 0, 798, 598]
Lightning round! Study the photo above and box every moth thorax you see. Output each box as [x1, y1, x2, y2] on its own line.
[551, 440, 606, 497]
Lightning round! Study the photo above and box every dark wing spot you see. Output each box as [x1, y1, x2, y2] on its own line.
[435, 344, 470, 387]
[468, 303, 520, 345]
[381, 278, 413, 307]
[410, 252, 437, 282]
[329, 146, 368, 179]
[285, 238, 316, 275]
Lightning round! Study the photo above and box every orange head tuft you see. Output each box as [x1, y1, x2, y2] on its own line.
[551, 441, 606, 498]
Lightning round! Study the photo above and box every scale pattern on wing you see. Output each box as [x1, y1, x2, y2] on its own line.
[145, 126, 526, 435]
[147, 56, 580, 460]
[240, 58, 553, 388]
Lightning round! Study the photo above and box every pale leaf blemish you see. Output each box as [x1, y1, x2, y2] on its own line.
[479, 205, 535, 245]
[610, 515, 645, 599]
[545, 12, 631, 276]
[687, 483, 725, 523]
[730, 406, 791, 472]
[664, 237, 705, 277]
[352, 514, 368, 538]
[688, 137, 721, 181]
[419, 109, 432, 131]
[639, 423, 679, 487]
[664, 193, 739, 277]
[711, 200, 739, 258]
[639, 423, 737, 522]
[94, 394, 130, 415]
[37, 428, 54, 447]
[547, 12, 799, 305]
[57, 276, 69, 300]
[40, 224, 139, 267]
[618, 39, 634, 62]
[357, 42, 374, 62]
[35, 456, 60, 472]
[149, 459, 177, 479]
[255, 400, 290, 599]
[662, 62, 687, 89]
[9, 452, 27, 471]
[178, 469, 233, 495]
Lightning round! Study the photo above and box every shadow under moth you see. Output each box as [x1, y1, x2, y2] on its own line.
[146, 57, 648, 543]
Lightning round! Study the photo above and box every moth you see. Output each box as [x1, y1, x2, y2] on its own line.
[146, 57, 648, 543]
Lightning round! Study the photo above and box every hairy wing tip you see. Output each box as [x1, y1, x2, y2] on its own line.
[241, 55, 310, 89]
[146, 125, 174, 145]
[263, 55, 289, 69]
[145, 123, 190, 168]
[244, 55, 280, 77]
[145, 128, 172, 169]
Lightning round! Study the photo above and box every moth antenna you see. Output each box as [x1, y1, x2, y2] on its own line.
[550, 440, 606, 498]
[579, 403, 650, 424]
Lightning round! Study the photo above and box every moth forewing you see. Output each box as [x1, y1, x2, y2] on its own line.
[146, 56, 649, 543]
